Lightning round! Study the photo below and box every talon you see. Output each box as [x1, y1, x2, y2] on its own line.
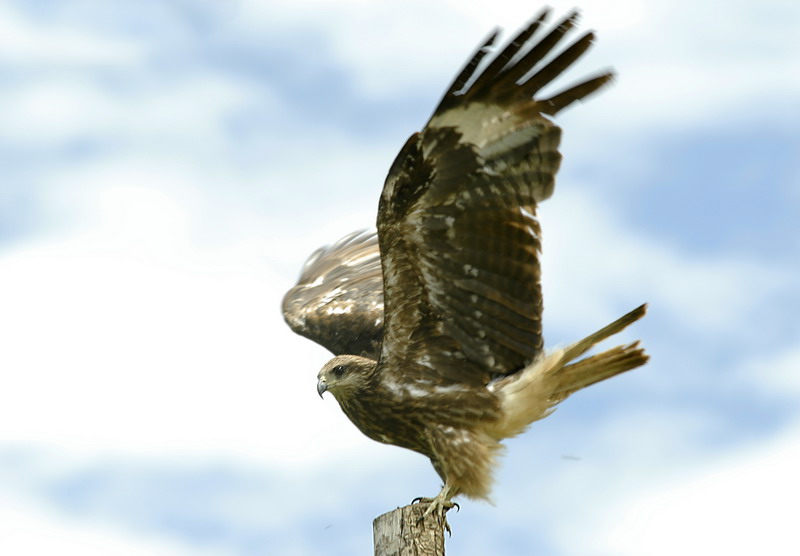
[414, 487, 458, 534]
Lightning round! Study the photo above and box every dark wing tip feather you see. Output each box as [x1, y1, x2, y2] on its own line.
[517, 31, 596, 97]
[429, 8, 611, 121]
[494, 9, 581, 88]
[435, 28, 500, 112]
[468, 7, 552, 92]
[539, 70, 615, 115]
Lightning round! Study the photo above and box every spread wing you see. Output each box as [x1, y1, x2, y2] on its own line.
[377, 9, 613, 385]
[283, 229, 383, 359]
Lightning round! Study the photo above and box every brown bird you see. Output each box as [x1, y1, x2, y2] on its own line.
[283, 8, 648, 525]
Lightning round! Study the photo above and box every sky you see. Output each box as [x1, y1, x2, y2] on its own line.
[0, 0, 798, 554]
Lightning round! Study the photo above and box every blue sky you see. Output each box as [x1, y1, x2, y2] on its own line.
[1, 0, 798, 554]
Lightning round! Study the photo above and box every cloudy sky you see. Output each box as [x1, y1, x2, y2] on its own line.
[1, 0, 798, 554]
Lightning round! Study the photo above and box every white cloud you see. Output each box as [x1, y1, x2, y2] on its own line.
[0, 74, 258, 148]
[235, 0, 480, 98]
[0, 504, 201, 556]
[0, 193, 398, 472]
[0, 3, 144, 66]
[597, 424, 800, 555]
[459, 395, 800, 555]
[0, 246, 330, 464]
[539, 187, 786, 337]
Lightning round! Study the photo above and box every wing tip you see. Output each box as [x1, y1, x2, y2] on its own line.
[539, 69, 615, 115]
[433, 7, 612, 119]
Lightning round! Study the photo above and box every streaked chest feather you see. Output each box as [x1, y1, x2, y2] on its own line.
[335, 377, 500, 456]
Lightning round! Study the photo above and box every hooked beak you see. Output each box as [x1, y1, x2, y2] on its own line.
[317, 378, 328, 398]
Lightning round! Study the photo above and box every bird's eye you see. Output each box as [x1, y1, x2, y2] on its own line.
[331, 365, 346, 377]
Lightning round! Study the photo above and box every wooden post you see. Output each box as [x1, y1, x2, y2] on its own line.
[373, 503, 446, 556]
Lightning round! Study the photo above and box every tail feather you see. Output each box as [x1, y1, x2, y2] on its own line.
[558, 304, 647, 366]
[551, 341, 648, 402]
[548, 303, 648, 401]
[488, 304, 648, 439]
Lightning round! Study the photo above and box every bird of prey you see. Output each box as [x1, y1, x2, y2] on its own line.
[283, 8, 648, 524]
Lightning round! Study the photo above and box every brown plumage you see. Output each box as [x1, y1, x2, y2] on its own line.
[283, 8, 648, 522]
[283, 230, 383, 358]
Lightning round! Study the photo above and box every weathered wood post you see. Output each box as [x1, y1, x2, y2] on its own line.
[373, 503, 446, 555]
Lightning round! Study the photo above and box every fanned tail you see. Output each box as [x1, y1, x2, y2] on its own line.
[551, 304, 648, 400]
[489, 304, 648, 439]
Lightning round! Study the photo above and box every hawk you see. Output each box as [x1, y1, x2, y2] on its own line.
[283, 8, 648, 523]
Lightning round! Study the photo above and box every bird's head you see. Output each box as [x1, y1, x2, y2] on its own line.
[317, 355, 376, 401]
